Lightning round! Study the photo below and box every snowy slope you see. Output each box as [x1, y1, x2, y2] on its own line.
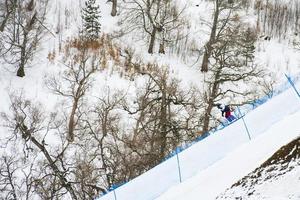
[217, 137, 300, 199]
[157, 105, 300, 200]
[97, 79, 300, 200]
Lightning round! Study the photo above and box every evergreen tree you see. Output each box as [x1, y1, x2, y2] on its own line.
[81, 0, 101, 40]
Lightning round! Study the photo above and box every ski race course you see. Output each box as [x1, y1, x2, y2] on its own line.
[97, 77, 300, 200]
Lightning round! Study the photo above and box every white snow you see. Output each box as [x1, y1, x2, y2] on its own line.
[157, 107, 300, 200]
[246, 165, 300, 199]
[97, 79, 300, 200]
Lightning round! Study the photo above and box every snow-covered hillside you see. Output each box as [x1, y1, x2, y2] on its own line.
[217, 137, 300, 199]
[1, 0, 300, 199]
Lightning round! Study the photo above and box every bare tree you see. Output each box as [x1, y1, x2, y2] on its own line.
[255, 0, 300, 40]
[46, 45, 99, 142]
[46, 35, 122, 142]
[0, 156, 18, 200]
[76, 87, 126, 191]
[1, 90, 121, 199]
[120, 65, 202, 169]
[0, 0, 48, 77]
[0, 0, 17, 32]
[201, 0, 241, 72]
[1, 93, 79, 199]
[201, 24, 263, 134]
[120, 0, 187, 54]
[0, 152, 39, 199]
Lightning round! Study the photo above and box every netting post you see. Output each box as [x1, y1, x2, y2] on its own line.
[176, 148, 182, 183]
[285, 73, 300, 98]
[113, 189, 117, 200]
[237, 106, 252, 140]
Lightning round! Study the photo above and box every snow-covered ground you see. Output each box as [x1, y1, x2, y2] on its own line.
[226, 164, 300, 200]
[157, 102, 300, 200]
[97, 78, 300, 200]
[217, 135, 300, 200]
[233, 165, 300, 200]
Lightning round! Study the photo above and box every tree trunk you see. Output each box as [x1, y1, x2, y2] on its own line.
[202, 99, 214, 135]
[17, 38, 27, 78]
[148, 27, 157, 54]
[68, 99, 79, 142]
[201, 0, 220, 72]
[26, 0, 34, 11]
[159, 78, 168, 161]
[18, 122, 78, 200]
[0, 13, 10, 32]
[295, 2, 299, 33]
[201, 44, 211, 72]
[16, 22, 29, 78]
[159, 42, 165, 54]
[202, 68, 221, 133]
[263, 0, 268, 33]
[16, 65, 25, 77]
[111, 0, 117, 16]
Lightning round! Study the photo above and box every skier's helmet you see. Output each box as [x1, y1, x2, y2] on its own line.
[217, 103, 225, 110]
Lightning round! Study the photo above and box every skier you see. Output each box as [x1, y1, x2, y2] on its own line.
[217, 104, 236, 122]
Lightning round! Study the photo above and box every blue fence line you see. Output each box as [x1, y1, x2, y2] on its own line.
[99, 72, 300, 199]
